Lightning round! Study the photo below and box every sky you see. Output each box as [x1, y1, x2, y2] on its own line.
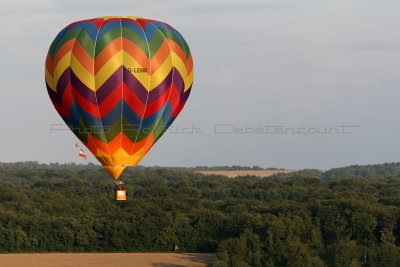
[1, 0, 400, 169]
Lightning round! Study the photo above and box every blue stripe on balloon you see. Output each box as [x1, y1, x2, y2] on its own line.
[161, 101, 173, 125]
[69, 22, 99, 41]
[53, 26, 69, 46]
[141, 102, 168, 129]
[101, 100, 123, 127]
[98, 21, 121, 40]
[142, 23, 159, 42]
[121, 20, 146, 38]
[69, 101, 103, 132]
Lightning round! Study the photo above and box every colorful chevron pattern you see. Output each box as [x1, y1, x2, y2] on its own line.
[45, 16, 193, 179]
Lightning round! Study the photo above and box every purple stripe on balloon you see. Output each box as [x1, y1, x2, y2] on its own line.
[123, 67, 148, 103]
[180, 86, 191, 103]
[147, 71, 173, 103]
[51, 66, 189, 108]
[172, 68, 184, 95]
[47, 68, 71, 104]
[70, 69, 97, 104]
[53, 68, 71, 103]
[46, 82, 61, 104]
[123, 67, 176, 104]
[96, 66, 123, 103]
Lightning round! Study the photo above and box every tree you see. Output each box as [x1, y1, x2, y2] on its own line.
[332, 240, 361, 267]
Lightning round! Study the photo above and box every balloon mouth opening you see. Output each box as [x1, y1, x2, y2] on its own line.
[104, 166, 126, 180]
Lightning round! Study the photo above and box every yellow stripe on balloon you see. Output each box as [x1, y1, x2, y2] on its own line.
[53, 52, 72, 90]
[171, 52, 188, 85]
[126, 148, 147, 165]
[110, 147, 131, 167]
[95, 51, 123, 90]
[122, 51, 151, 90]
[186, 69, 194, 92]
[70, 54, 95, 91]
[45, 68, 56, 92]
[96, 146, 146, 167]
[111, 147, 148, 167]
[171, 52, 193, 91]
[95, 148, 116, 166]
[150, 54, 172, 91]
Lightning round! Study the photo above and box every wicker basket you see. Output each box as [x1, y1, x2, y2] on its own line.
[115, 189, 127, 201]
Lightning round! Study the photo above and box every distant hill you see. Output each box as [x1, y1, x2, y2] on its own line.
[271, 169, 324, 179]
[193, 163, 400, 180]
[322, 162, 400, 179]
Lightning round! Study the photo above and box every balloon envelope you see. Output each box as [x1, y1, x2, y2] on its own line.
[45, 16, 193, 179]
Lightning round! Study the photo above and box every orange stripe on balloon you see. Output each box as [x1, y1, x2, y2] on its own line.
[105, 132, 124, 155]
[132, 133, 154, 155]
[87, 133, 108, 154]
[83, 136, 98, 157]
[72, 41, 94, 75]
[166, 39, 187, 65]
[94, 38, 122, 74]
[187, 54, 193, 74]
[87, 132, 126, 156]
[85, 134, 114, 167]
[121, 132, 135, 153]
[122, 38, 149, 67]
[46, 39, 75, 76]
[45, 53, 54, 76]
[149, 41, 170, 74]
[87, 131, 153, 157]
[53, 39, 76, 73]
[87, 133, 116, 156]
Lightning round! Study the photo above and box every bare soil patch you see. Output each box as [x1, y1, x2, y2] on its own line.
[196, 169, 294, 178]
[0, 253, 215, 267]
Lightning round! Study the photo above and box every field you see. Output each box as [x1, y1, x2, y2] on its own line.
[195, 169, 294, 178]
[0, 253, 215, 267]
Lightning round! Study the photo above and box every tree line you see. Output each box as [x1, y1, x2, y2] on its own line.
[1, 162, 400, 266]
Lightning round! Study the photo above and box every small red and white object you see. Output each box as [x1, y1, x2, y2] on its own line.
[79, 149, 87, 160]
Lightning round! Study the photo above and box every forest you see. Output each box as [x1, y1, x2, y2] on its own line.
[1, 162, 400, 266]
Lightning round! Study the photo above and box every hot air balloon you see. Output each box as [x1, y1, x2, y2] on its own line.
[45, 16, 193, 200]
